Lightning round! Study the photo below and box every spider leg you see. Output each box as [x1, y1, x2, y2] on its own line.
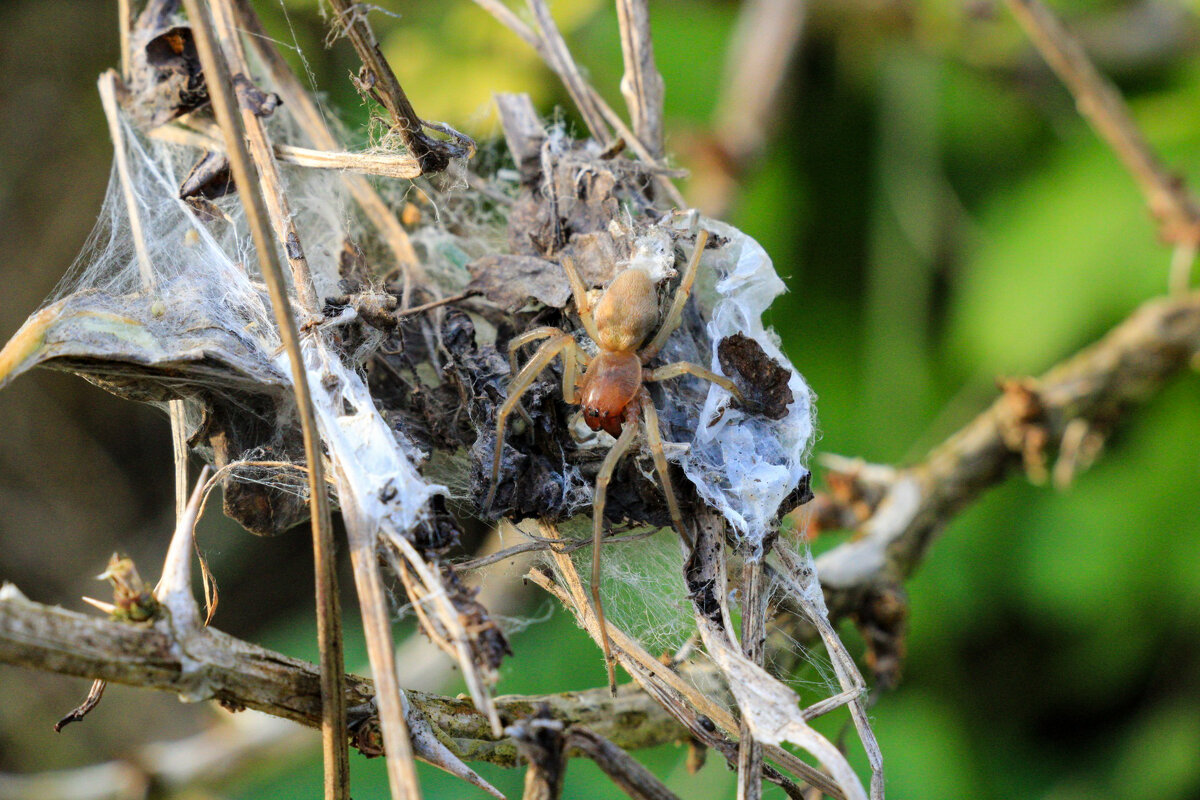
[592, 406, 641, 695]
[638, 388, 693, 553]
[485, 332, 577, 509]
[640, 228, 709, 362]
[507, 326, 564, 377]
[508, 326, 566, 427]
[646, 360, 744, 402]
[562, 256, 602, 343]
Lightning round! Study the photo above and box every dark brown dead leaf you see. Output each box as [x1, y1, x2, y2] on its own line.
[717, 333, 793, 420]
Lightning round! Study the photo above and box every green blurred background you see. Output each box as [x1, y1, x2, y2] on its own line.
[2, 1, 1199, 798]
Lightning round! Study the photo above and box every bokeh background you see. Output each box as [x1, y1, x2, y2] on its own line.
[2, 1, 1199, 798]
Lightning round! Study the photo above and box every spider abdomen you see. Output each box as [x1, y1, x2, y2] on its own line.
[593, 269, 658, 352]
[579, 350, 642, 437]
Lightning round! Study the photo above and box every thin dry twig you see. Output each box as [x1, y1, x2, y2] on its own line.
[325, 0, 472, 174]
[614, 0, 665, 158]
[509, 715, 566, 800]
[456, 524, 658, 573]
[1007, 0, 1200, 246]
[53, 679, 106, 733]
[117, 0, 133, 81]
[526, 0, 610, 145]
[226, 0, 423, 277]
[563, 727, 680, 800]
[383, 529, 503, 736]
[177, 2, 349, 797]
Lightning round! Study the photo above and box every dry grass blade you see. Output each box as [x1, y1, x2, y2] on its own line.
[687, 514, 867, 800]
[474, 0, 686, 207]
[1006, 0, 1200, 246]
[384, 527, 503, 737]
[178, 1, 349, 797]
[772, 547, 884, 799]
[614, 0, 665, 157]
[150, 123, 422, 179]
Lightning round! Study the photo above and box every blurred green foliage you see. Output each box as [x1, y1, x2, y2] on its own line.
[1, 0, 1198, 798]
[225, 1, 1200, 798]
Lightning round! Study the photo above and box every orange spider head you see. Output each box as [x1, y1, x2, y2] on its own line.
[579, 350, 642, 437]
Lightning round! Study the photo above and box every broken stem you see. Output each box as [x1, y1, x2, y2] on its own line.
[325, 0, 472, 174]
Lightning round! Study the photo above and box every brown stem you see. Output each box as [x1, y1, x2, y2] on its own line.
[177, 2, 348, 797]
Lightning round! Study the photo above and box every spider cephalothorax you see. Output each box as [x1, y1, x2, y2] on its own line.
[486, 228, 742, 690]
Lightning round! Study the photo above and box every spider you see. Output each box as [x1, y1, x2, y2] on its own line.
[485, 228, 742, 689]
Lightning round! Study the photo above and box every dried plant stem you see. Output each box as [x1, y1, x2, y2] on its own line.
[117, 0, 132, 81]
[1007, 0, 1200, 244]
[562, 727, 680, 800]
[686, 515, 867, 800]
[325, 0, 470, 174]
[526, 0, 610, 144]
[615, 0, 665, 157]
[209, 0, 320, 311]
[226, 0, 423, 278]
[340, 499, 423, 799]
[178, 2, 349, 798]
[384, 529, 502, 736]
[771, 547, 884, 799]
[473, 0, 686, 208]
[151, 122, 422, 179]
[736, 560, 765, 800]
